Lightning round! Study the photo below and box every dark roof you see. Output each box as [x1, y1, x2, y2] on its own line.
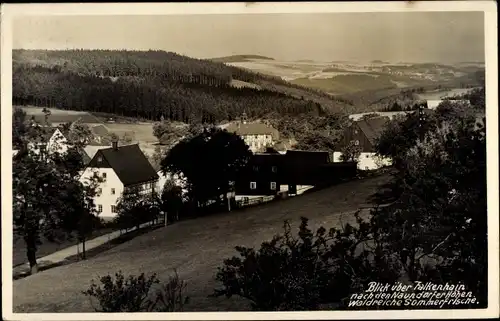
[355, 116, 390, 145]
[225, 122, 279, 139]
[285, 150, 331, 164]
[89, 144, 159, 186]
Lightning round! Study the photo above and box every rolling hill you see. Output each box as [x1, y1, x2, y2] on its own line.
[12, 50, 355, 124]
[210, 54, 275, 63]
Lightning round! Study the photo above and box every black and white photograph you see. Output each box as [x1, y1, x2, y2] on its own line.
[1, 1, 498, 320]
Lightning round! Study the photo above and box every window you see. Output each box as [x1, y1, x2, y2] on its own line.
[253, 165, 259, 172]
[111, 205, 117, 213]
[97, 188, 102, 195]
[366, 154, 370, 158]
[102, 172, 107, 180]
[111, 188, 116, 195]
[250, 182, 257, 189]
[270, 182, 277, 190]
[354, 140, 360, 146]
[271, 166, 277, 173]
[354, 129, 359, 134]
[97, 156, 103, 162]
[98, 205, 103, 213]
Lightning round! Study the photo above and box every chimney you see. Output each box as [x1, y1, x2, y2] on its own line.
[111, 137, 119, 151]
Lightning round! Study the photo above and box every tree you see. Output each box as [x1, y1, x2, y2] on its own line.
[114, 188, 158, 231]
[161, 128, 251, 209]
[13, 142, 88, 274]
[12, 108, 28, 150]
[339, 141, 361, 162]
[42, 107, 51, 126]
[148, 145, 164, 171]
[67, 122, 93, 148]
[359, 113, 381, 121]
[72, 171, 104, 259]
[121, 132, 134, 145]
[153, 121, 187, 146]
[375, 112, 436, 169]
[160, 178, 184, 222]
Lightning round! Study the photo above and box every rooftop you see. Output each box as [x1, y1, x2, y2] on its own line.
[355, 116, 391, 145]
[87, 144, 159, 186]
[225, 121, 279, 139]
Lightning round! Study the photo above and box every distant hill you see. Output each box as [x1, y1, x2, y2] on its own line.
[210, 54, 275, 63]
[13, 50, 353, 126]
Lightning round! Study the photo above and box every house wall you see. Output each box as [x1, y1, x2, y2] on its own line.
[234, 154, 282, 196]
[332, 152, 392, 170]
[242, 134, 273, 153]
[47, 130, 70, 155]
[427, 99, 443, 110]
[27, 129, 70, 156]
[79, 167, 123, 221]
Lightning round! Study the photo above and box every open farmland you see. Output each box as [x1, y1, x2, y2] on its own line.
[104, 122, 156, 143]
[13, 173, 391, 312]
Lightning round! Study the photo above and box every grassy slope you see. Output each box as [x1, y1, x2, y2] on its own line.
[291, 74, 397, 94]
[13, 173, 391, 312]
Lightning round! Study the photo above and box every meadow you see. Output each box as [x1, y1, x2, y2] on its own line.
[13, 173, 390, 312]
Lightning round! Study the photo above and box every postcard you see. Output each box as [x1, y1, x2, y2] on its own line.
[1, 1, 498, 320]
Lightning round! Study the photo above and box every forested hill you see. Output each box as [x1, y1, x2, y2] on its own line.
[13, 49, 353, 124]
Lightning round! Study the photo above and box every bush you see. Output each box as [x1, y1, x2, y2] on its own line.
[212, 216, 394, 311]
[83, 270, 189, 312]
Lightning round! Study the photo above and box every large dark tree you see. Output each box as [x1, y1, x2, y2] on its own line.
[13, 145, 89, 273]
[161, 128, 251, 209]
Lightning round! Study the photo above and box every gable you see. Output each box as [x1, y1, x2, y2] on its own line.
[87, 150, 112, 168]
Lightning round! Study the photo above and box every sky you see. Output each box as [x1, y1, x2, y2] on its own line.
[12, 12, 485, 63]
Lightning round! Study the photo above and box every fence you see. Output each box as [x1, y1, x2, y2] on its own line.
[236, 194, 276, 208]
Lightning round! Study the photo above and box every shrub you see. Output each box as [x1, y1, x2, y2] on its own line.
[151, 270, 190, 312]
[212, 216, 394, 311]
[83, 270, 190, 312]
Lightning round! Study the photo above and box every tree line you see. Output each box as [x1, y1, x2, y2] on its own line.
[13, 49, 351, 123]
[13, 63, 325, 124]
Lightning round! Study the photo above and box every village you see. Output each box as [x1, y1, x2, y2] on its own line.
[5, 6, 492, 316]
[12, 91, 474, 271]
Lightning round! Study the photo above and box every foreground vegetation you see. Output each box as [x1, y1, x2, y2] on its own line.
[213, 97, 487, 310]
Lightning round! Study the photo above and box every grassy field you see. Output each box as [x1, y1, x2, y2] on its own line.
[291, 74, 399, 95]
[105, 123, 156, 143]
[13, 173, 391, 312]
[12, 228, 115, 268]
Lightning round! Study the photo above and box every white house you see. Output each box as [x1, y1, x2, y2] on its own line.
[225, 115, 279, 153]
[27, 128, 71, 156]
[79, 142, 159, 221]
[333, 116, 392, 170]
